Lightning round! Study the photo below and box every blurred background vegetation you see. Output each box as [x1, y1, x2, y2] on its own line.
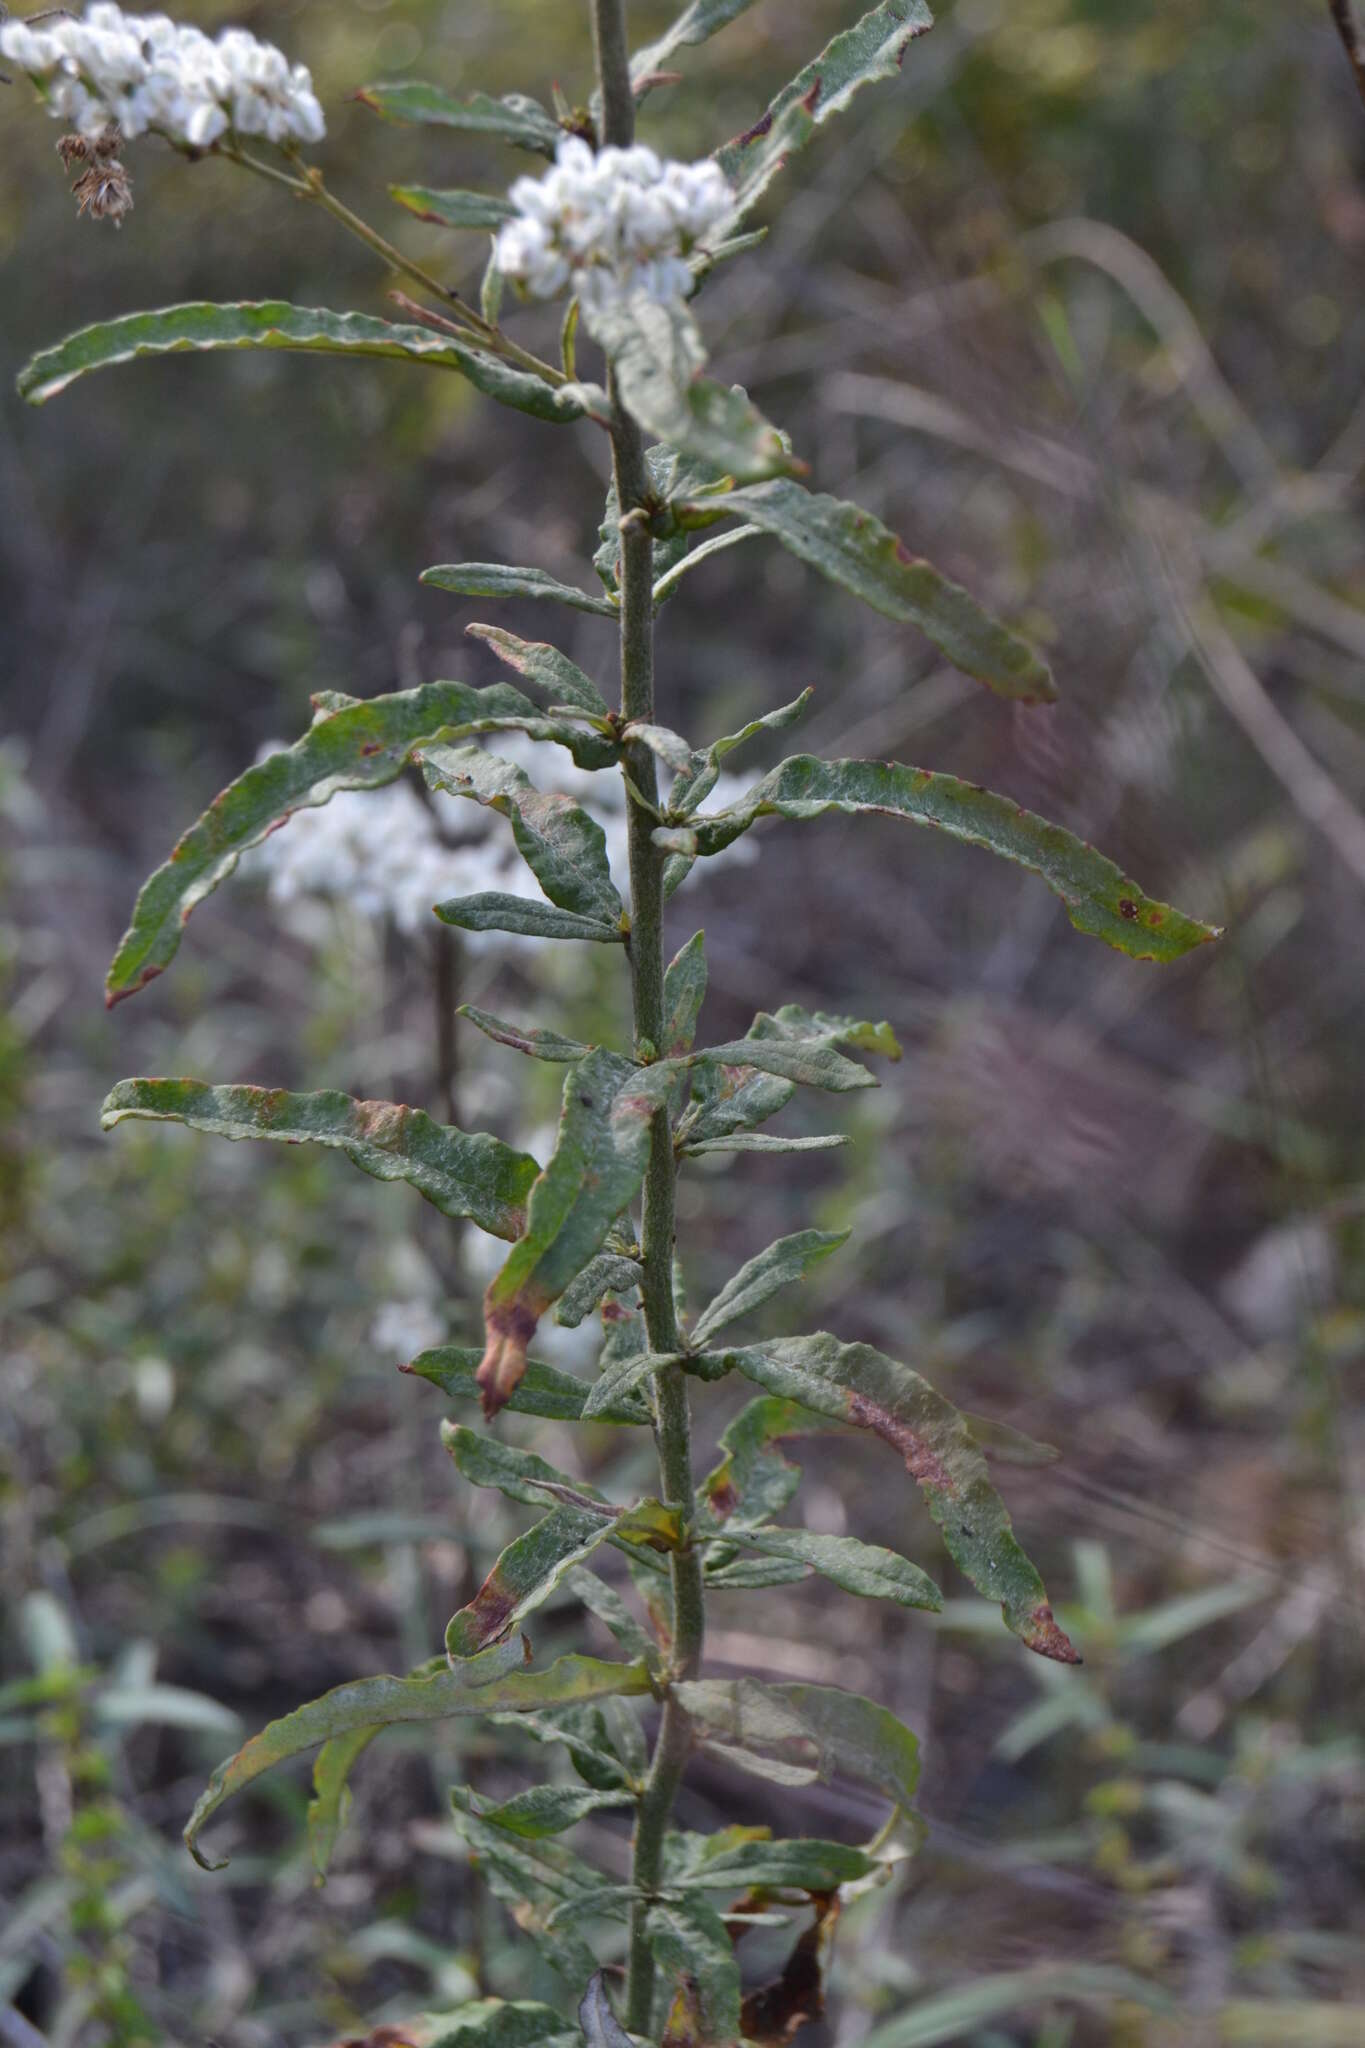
[2, 0, 1364, 2041]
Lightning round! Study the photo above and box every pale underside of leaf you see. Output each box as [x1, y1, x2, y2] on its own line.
[675, 1676, 920, 1813]
[422, 562, 619, 618]
[356, 82, 562, 152]
[100, 1079, 539, 1242]
[420, 741, 623, 924]
[16, 301, 579, 423]
[458, 1004, 592, 1064]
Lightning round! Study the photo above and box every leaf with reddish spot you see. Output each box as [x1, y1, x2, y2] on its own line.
[445, 1503, 625, 1659]
[101, 1079, 539, 1241]
[477, 1051, 676, 1416]
[466, 623, 612, 720]
[715, 0, 934, 230]
[686, 757, 1221, 963]
[388, 183, 514, 231]
[647, 1898, 743, 2047]
[719, 1333, 1080, 1661]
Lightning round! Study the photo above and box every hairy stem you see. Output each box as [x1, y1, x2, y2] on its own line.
[591, 0, 704, 2028]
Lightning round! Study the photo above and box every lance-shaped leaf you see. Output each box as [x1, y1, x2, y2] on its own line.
[584, 292, 798, 485]
[421, 743, 624, 924]
[715, 0, 934, 230]
[735, 1528, 943, 1611]
[422, 562, 618, 618]
[466, 623, 612, 720]
[705, 1551, 810, 1590]
[478, 1052, 675, 1416]
[691, 1227, 850, 1347]
[683, 1132, 851, 1156]
[356, 82, 562, 152]
[481, 1782, 633, 1839]
[698, 1395, 834, 1530]
[630, 0, 762, 81]
[101, 1081, 538, 1242]
[675, 1677, 920, 1813]
[459, 1004, 592, 1064]
[647, 1898, 743, 2046]
[442, 1421, 605, 1512]
[446, 1504, 631, 1659]
[187, 1646, 652, 1866]
[436, 895, 624, 944]
[103, 679, 606, 1004]
[581, 1349, 684, 1422]
[17, 301, 580, 424]
[428, 2001, 580, 2048]
[691, 756, 1220, 963]
[722, 1333, 1080, 1662]
[676, 1836, 876, 1893]
[566, 1568, 660, 1668]
[452, 1787, 606, 1991]
[579, 1974, 635, 2048]
[307, 1723, 378, 1879]
[390, 184, 515, 230]
[556, 1253, 644, 1328]
[491, 1700, 639, 1793]
[656, 930, 707, 1061]
[679, 480, 1051, 700]
[669, 688, 814, 815]
[401, 1344, 651, 1425]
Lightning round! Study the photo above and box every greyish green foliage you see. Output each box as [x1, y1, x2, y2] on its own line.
[13, 0, 1222, 2037]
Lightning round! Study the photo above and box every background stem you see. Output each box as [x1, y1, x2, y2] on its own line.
[590, 0, 705, 2029]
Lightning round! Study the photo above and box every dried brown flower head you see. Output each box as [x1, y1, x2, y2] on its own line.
[57, 123, 133, 224]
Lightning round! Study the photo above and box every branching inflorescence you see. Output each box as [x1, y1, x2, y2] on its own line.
[6, 0, 1221, 2040]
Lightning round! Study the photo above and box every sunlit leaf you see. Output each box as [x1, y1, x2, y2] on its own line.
[17, 301, 581, 423]
[689, 756, 1221, 962]
[690, 1228, 850, 1347]
[185, 1639, 651, 1867]
[721, 1333, 1080, 1661]
[422, 562, 618, 618]
[436, 895, 625, 944]
[675, 1676, 920, 1813]
[103, 680, 609, 1004]
[466, 623, 612, 719]
[401, 1344, 651, 1425]
[390, 184, 515, 230]
[478, 1052, 676, 1415]
[715, 0, 934, 229]
[421, 743, 623, 924]
[356, 82, 562, 153]
[584, 293, 798, 484]
[678, 480, 1052, 700]
[101, 1080, 538, 1241]
[459, 1004, 593, 1064]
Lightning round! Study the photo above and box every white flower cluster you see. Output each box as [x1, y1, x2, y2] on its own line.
[0, 3, 325, 147]
[495, 137, 732, 313]
[246, 733, 755, 944]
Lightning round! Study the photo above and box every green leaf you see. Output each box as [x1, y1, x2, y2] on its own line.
[676, 1835, 876, 1892]
[422, 562, 619, 618]
[401, 1344, 651, 1424]
[459, 1004, 592, 1064]
[421, 743, 624, 924]
[16, 301, 580, 424]
[698, 1396, 832, 1529]
[491, 1700, 637, 1793]
[102, 679, 603, 1004]
[705, 1551, 810, 1590]
[675, 1676, 920, 1813]
[682, 1132, 851, 1156]
[736, 1528, 943, 1611]
[307, 1722, 385, 1882]
[441, 1421, 603, 1512]
[715, 0, 934, 229]
[186, 1639, 651, 1867]
[691, 756, 1221, 963]
[579, 1974, 635, 2048]
[452, 1787, 606, 1990]
[690, 1227, 850, 1347]
[481, 1782, 633, 1839]
[668, 688, 815, 814]
[722, 1333, 1081, 1662]
[435, 894, 624, 944]
[581, 1349, 682, 1422]
[478, 1052, 675, 1415]
[585, 293, 798, 485]
[446, 1505, 627, 1659]
[565, 1569, 660, 1668]
[684, 1030, 876, 1095]
[682, 1065, 796, 1144]
[467, 623, 612, 719]
[680, 480, 1052, 700]
[356, 82, 562, 152]
[428, 2000, 580, 2048]
[389, 184, 515, 230]
[858, 1963, 1173, 2048]
[596, 442, 692, 597]
[101, 1080, 538, 1242]
[556, 1253, 644, 1329]
[630, 0, 762, 81]
[647, 1898, 742, 2045]
[663, 931, 708, 1057]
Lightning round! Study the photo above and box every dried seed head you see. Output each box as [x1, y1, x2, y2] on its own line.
[64, 126, 132, 223]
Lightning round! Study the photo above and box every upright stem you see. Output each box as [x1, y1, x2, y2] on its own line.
[591, 0, 705, 2029]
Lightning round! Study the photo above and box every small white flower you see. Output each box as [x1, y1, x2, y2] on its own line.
[495, 137, 732, 313]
